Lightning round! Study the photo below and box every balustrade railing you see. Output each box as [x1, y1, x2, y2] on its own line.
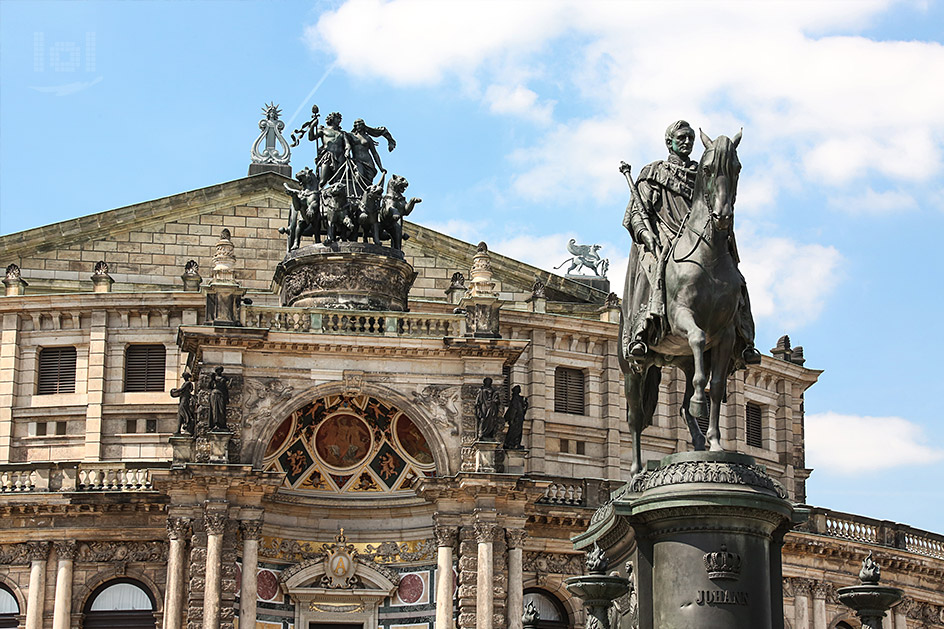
[803, 507, 944, 560]
[242, 305, 466, 338]
[538, 480, 586, 506]
[0, 463, 162, 493]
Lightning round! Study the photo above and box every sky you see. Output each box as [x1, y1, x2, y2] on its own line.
[1, 0, 943, 533]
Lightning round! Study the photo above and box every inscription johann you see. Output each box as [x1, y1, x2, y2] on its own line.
[695, 590, 749, 606]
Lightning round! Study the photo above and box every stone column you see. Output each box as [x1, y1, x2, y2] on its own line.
[239, 520, 262, 629]
[474, 523, 496, 629]
[505, 529, 527, 629]
[203, 513, 227, 629]
[812, 581, 830, 629]
[793, 579, 812, 629]
[893, 600, 908, 629]
[52, 541, 76, 629]
[434, 524, 458, 629]
[25, 542, 49, 629]
[164, 517, 191, 629]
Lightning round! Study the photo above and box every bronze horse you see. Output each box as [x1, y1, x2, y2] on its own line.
[619, 130, 743, 475]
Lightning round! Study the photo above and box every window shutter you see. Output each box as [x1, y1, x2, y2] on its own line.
[746, 402, 763, 448]
[37, 347, 77, 395]
[502, 364, 512, 405]
[554, 367, 585, 415]
[124, 345, 166, 392]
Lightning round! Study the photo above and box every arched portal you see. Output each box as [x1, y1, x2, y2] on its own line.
[263, 393, 439, 495]
[0, 584, 19, 629]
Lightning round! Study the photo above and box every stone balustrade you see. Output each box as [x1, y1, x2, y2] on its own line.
[538, 481, 586, 506]
[0, 462, 164, 493]
[804, 506, 944, 560]
[242, 304, 467, 338]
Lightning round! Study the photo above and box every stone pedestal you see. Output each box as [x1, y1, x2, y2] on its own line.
[575, 451, 800, 629]
[273, 242, 417, 311]
[207, 431, 232, 464]
[504, 449, 528, 475]
[205, 283, 246, 326]
[565, 274, 609, 294]
[461, 297, 502, 338]
[249, 162, 292, 177]
[473, 441, 500, 473]
[169, 435, 194, 466]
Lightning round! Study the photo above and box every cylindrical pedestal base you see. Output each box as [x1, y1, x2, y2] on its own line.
[575, 451, 800, 629]
[274, 243, 417, 311]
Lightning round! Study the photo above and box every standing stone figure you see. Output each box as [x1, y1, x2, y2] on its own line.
[170, 371, 195, 436]
[207, 366, 230, 432]
[502, 385, 529, 450]
[475, 377, 503, 442]
[349, 118, 395, 186]
[620, 120, 761, 366]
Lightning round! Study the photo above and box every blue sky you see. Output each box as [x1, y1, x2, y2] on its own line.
[2, 0, 943, 532]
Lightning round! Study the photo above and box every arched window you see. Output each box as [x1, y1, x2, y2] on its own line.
[0, 585, 19, 629]
[83, 579, 156, 629]
[523, 588, 569, 629]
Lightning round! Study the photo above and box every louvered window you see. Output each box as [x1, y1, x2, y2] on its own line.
[746, 402, 764, 448]
[37, 347, 77, 395]
[502, 364, 512, 405]
[554, 367, 585, 415]
[124, 345, 166, 393]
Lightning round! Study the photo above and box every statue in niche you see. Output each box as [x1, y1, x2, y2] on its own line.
[502, 385, 529, 450]
[206, 367, 230, 432]
[475, 377, 503, 442]
[170, 371, 195, 436]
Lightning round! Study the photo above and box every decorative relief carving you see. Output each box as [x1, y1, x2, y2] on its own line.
[205, 513, 228, 536]
[77, 541, 168, 563]
[505, 529, 528, 549]
[242, 377, 294, 427]
[411, 384, 462, 436]
[167, 517, 193, 541]
[0, 543, 31, 565]
[26, 541, 50, 562]
[474, 522, 497, 543]
[523, 551, 583, 576]
[627, 460, 788, 499]
[704, 545, 741, 580]
[54, 540, 77, 560]
[240, 520, 263, 541]
[434, 525, 458, 548]
[259, 535, 435, 564]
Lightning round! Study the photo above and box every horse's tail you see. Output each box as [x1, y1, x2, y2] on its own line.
[553, 258, 573, 270]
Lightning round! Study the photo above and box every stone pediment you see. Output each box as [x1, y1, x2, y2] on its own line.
[1, 172, 607, 304]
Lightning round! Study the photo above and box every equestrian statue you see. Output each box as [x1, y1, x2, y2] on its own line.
[618, 120, 762, 475]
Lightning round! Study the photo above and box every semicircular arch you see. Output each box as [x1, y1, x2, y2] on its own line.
[250, 381, 455, 493]
[74, 569, 162, 618]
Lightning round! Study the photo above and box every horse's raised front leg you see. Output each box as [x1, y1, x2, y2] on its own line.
[624, 371, 645, 476]
[706, 331, 735, 451]
[672, 308, 709, 421]
[679, 360, 706, 451]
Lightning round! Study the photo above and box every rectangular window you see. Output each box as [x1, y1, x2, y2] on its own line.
[35, 421, 47, 436]
[746, 402, 764, 448]
[575, 441, 586, 455]
[559, 438, 570, 453]
[126, 419, 138, 434]
[145, 419, 157, 434]
[37, 347, 77, 395]
[554, 367, 585, 415]
[124, 345, 166, 392]
[55, 421, 67, 436]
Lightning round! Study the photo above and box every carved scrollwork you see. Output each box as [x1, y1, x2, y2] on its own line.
[523, 551, 584, 576]
[505, 528, 528, 550]
[628, 460, 788, 499]
[205, 513, 228, 536]
[434, 525, 458, 548]
[167, 517, 192, 541]
[77, 541, 167, 563]
[474, 522, 497, 543]
[26, 541, 50, 562]
[240, 520, 263, 541]
[54, 540, 77, 560]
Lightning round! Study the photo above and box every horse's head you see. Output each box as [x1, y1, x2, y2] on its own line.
[697, 129, 742, 233]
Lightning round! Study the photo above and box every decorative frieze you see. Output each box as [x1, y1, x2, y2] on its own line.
[258, 535, 436, 564]
[77, 541, 168, 563]
[522, 551, 583, 576]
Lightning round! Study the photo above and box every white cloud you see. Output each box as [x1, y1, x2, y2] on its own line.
[827, 187, 919, 214]
[484, 84, 554, 124]
[738, 235, 843, 328]
[806, 412, 944, 474]
[420, 218, 488, 244]
[308, 0, 944, 200]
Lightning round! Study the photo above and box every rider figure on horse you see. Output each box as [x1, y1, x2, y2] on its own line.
[621, 120, 762, 367]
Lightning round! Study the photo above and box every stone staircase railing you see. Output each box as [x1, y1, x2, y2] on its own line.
[803, 506, 944, 560]
[242, 305, 467, 338]
[0, 462, 166, 493]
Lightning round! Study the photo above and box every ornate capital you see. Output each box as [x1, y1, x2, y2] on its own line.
[205, 512, 227, 536]
[240, 520, 263, 541]
[54, 540, 77, 560]
[505, 528, 528, 549]
[26, 541, 50, 562]
[167, 517, 192, 541]
[812, 580, 833, 599]
[434, 525, 458, 547]
[474, 522, 497, 543]
[791, 577, 813, 597]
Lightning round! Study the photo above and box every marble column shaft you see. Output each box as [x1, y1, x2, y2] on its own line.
[52, 541, 76, 629]
[239, 521, 263, 629]
[475, 523, 496, 629]
[25, 542, 49, 629]
[793, 579, 812, 629]
[203, 513, 227, 629]
[812, 583, 829, 629]
[164, 518, 191, 629]
[434, 525, 457, 629]
[506, 529, 527, 629]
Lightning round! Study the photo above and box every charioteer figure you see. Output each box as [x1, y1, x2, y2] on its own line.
[620, 120, 761, 367]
